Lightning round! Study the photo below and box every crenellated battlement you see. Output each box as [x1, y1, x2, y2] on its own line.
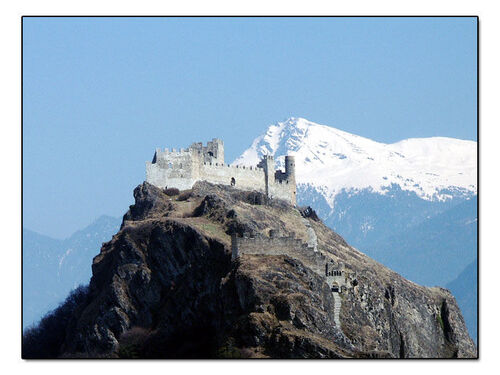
[146, 138, 296, 204]
[231, 231, 326, 273]
[230, 229, 353, 330]
[230, 231, 352, 289]
[157, 147, 191, 154]
[202, 162, 263, 171]
[276, 179, 290, 184]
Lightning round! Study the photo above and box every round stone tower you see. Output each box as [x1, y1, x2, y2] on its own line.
[285, 156, 295, 180]
[285, 156, 297, 205]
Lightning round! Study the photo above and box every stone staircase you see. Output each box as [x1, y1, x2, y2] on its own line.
[235, 216, 344, 331]
[302, 216, 342, 329]
[332, 292, 342, 328]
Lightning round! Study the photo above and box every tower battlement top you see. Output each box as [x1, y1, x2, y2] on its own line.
[146, 138, 296, 205]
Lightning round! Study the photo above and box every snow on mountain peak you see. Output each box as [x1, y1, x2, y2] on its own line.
[233, 118, 477, 207]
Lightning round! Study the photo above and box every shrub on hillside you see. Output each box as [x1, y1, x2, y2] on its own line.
[164, 187, 180, 196]
[177, 190, 192, 201]
[22, 284, 90, 359]
[118, 326, 152, 358]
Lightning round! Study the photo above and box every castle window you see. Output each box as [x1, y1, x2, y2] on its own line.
[231, 177, 236, 186]
[208, 151, 214, 157]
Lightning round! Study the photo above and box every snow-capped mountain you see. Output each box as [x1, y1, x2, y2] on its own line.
[234, 117, 477, 295]
[233, 117, 477, 207]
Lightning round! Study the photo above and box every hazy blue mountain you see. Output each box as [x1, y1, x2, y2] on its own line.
[363, 196, 477, 287]
[23, 215, 121, 330]
[446, 259, 478, 344]
[23, 230, 67, 329]
[298, 183, 470, 251]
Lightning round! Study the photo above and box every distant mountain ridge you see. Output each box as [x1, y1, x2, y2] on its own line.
[234, 117, 476, 250]
[365, 195, 477, 287]
[447, 259, 478, 344]
[234, 117, 476, 205]
[233, 117, 477, 285]
[23, 215, 121, 330]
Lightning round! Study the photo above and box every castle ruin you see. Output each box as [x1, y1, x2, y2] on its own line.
[146, 138, 297, 205]
[231, 231, 354, 330]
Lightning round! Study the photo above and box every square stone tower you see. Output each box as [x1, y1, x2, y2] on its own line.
[190, 138, 224, 164]
[257, 155, 275, 196]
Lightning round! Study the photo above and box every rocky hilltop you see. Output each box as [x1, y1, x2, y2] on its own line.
[33, 182, 475, 358]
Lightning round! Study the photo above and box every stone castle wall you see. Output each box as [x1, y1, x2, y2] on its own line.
[232, 233, 349, 285]
[200, 163, 266, 194]
[145, 139, 296, 204]
[231, 228, 351, 332]
[269, 178, 295, 203]
[146, 148, 200, 190]
[231, 231, 350, 331]
[231, 233, 326, 274]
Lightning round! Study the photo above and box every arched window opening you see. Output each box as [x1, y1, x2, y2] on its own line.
[231, 177, 236, 186]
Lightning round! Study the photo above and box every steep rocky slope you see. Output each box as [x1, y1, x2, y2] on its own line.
[233, 117, 477, 305]
[46, 182, 475, 358]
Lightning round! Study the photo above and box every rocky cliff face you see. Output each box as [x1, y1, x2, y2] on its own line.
[57, 182, 476, 358]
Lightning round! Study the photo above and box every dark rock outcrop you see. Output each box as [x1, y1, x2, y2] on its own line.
[43, 181, 475, 358]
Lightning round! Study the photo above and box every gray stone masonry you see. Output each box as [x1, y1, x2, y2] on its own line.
[146, 139, 296, 205]
[332, 293, 342, 328]
[231, 232, 327, 274]
[231, 228, 353, 330]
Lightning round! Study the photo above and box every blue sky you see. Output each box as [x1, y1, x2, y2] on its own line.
[22, 17, 477, 239]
